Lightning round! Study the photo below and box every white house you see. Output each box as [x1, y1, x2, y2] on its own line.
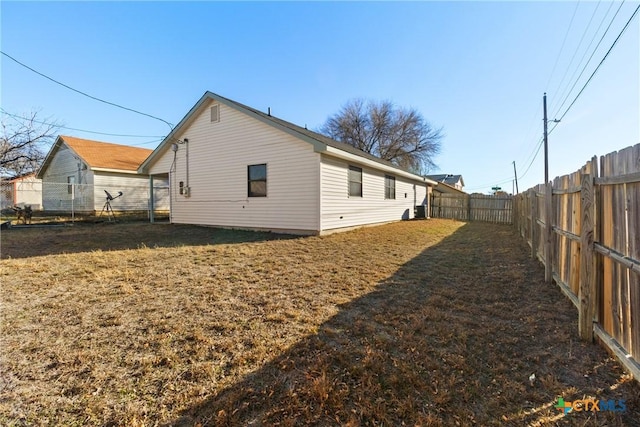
[426, 174, 465, 192]
[37, 136, 168, 213]
[0, 173, 43, 210]
[139, 92, 437, 235]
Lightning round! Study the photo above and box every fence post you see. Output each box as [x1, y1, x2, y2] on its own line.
[531, 189, 537, 259]
[511, 194, 520, 231]
[149, 175, 155, 223]
[544, 182, 553, 283]
[579, 166, 595, 341]
[594, 156, 602, 326]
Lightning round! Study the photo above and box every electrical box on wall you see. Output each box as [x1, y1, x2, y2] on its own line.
[178, 181, 191, 197]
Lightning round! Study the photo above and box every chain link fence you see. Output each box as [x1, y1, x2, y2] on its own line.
[1, 180, 169, 221]
[1, 178, 43, 210]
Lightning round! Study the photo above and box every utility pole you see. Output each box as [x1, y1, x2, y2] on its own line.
[543, 92, 549, 184]
[512, 161, 519, 194]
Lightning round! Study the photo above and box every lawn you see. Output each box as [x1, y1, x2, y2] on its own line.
[0, 219, 638, 426]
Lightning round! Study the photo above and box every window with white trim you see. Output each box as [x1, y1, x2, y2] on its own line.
[348, 165, 362, 197]
[67, 176, 75, 194]
[385, 175, 396, 199]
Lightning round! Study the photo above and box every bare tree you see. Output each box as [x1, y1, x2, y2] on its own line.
[320, 99, 443, 173]
[1, 111, 58, 177]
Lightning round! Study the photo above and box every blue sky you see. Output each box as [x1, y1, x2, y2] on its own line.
[2, 1, 638, 193]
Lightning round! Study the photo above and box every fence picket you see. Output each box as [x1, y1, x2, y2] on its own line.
[514, 142, 640, 382]
[430, 193, 513, 224]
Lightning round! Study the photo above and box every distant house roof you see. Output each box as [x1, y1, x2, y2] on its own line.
[139, 91, 438, 186]
[37, 136, 153, 178]
[425, 174, 464, 187]
[2, 172, 38, 182]
[432, 181, 466, 195]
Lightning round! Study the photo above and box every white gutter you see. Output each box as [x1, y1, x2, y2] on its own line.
[321, 145, 438, 185]
[92, 167, 144, 175]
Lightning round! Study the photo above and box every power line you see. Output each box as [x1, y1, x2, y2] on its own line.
[515, 99, 544, 169]
[545, 0, 582, 91]
[1, 51, 174, 130]
[548, 0, 603, 113]
[556, 0, 617, 114]
[464, 176, 514, 192]
[554, 3, 640, 125]
[552, 0, 627, 118]
[518, 137, 545, 181]
[0, 109, 164, 139]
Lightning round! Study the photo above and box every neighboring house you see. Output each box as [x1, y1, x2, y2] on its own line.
[431, 181, 466, 195]
[139, 91, 438, 235]
[426, 174, 465, 192]
[37, 136, 168, 213]
[0, 173, 43, 210]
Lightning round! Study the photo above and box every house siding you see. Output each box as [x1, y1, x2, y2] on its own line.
[161, 100, 320, 233]
[12, 175, 43, 210]
[320, 155, 427, 232]
[40, 142, 168, 213]
[92, 173, 168, 212]
[41, 145, 95, 211]
[147, 149, 175, 176]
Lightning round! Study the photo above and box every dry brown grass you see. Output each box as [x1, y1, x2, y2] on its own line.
[0, 220, 638, 426]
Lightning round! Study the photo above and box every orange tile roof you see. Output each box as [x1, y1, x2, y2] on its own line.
[60, 136, 152, 171]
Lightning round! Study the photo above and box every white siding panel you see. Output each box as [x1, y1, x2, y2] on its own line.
[147, 147, 175, 175]
[320, 155, 427, 231]
[42, 145, 95, 211]
[167, 100, 320, 233]
[93, 173, 163, 211]
[14, 176, 42, 210]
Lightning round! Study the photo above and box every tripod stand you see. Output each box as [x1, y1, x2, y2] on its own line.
[99, 190, 123, 221]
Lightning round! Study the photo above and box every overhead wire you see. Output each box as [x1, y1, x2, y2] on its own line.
[464, 177, 514, 192]
[551, 0, 617, 117]
[1, 50, 174, 130]
[551, 0, 629, 119]
[544, 0, 582, 92]
[0, 109, 164, 139]
[552, 2, 640, 130]
[548, 0, 603, 114]
[517, 137, 545, 181]
[519, 2, 638, 185]
[514, 99, 543, 167]
[467, 2, 636, 193]
[466, 97, 544, 193]
[510, 2, 589, 187]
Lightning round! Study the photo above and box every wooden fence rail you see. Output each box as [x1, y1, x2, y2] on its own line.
[430, 193, 513, 224]
[514, 143, 640, 382]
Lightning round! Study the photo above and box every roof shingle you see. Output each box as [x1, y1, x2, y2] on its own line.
[61, 136, 152, 171]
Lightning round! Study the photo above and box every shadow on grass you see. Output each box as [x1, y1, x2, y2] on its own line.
[0, 222, 297, 260]
[170, 222, 639, 426]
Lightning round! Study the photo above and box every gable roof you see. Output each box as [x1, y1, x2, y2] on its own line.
[37, 136, 153, 178]
[425, 174, 464, 187]
[139, 91, 437, 185]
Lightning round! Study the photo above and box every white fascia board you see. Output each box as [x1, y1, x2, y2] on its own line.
[321, 146, 437, 185]
[92, 167, 144, 175]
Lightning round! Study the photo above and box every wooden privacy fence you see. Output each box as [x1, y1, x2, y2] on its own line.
[514, 143, 640, 381]
[430, 193, 513, 224]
